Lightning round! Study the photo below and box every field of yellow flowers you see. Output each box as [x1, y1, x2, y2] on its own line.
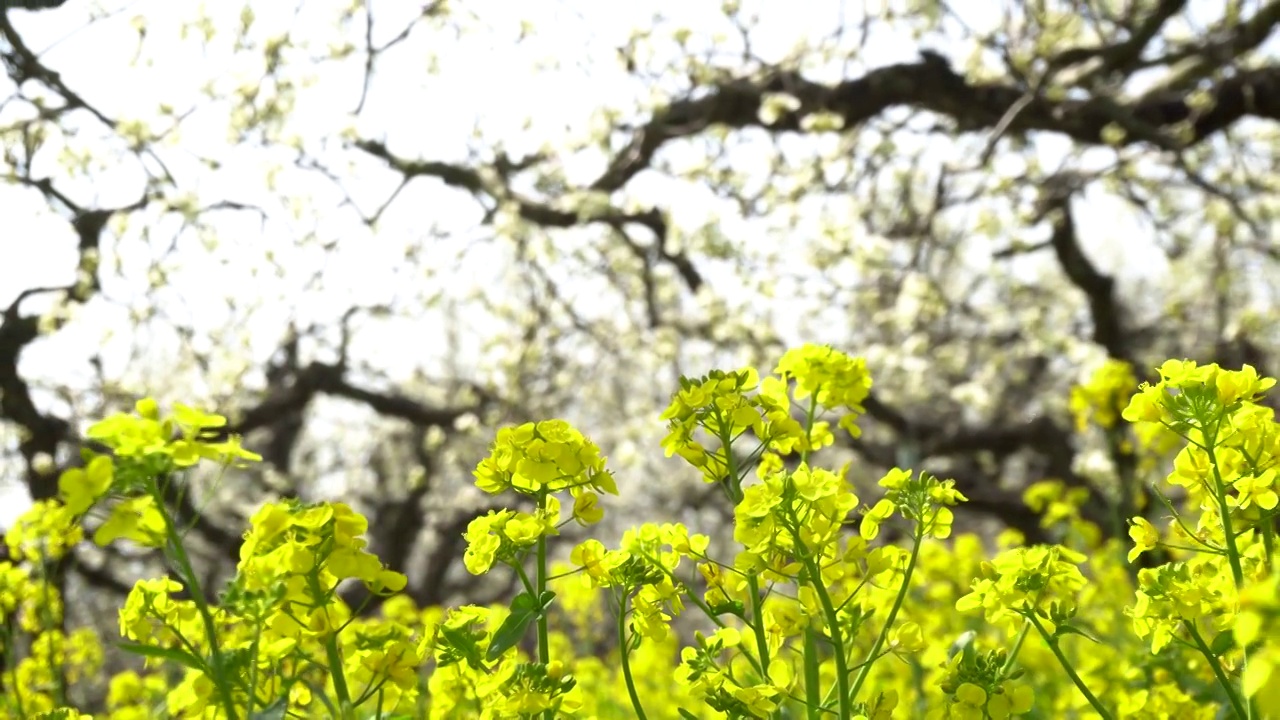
[3, 345, 1278, 719]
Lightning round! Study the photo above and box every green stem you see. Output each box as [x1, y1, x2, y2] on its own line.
[802, 627, 821, 720]
[245, 622, 264, 716]
[536, 537, 550, 665]
[1027, 612, 1113, 720]
[303, 565, 352, 715]
[1203, 431, 1255, 718]
[717, 413, 745, 504]
[323, 634, 353, 715]
[847, 523, 923, 705]
[746, 574, 772, 679]
[638, 554, 765, 679]
[617, 593, 649, 720]
[1185, 620, 1249, 720]
[800, 557, 850, 720]
[715, 409, 775, 686]
[536, 517, 552, 720]
[800, 396, 818, 466]
[1202, 435, 1245, 588]
[154, 480, 240, 720]
[1262, 520, 1275, 572]
[997, 621, 1031, 681]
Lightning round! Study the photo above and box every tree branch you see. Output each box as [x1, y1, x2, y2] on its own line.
[592, 61, 1280, 192]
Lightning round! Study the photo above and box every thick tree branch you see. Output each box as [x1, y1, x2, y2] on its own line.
[1041, 195, 1130, 363]
[856, 386, 1123, 540]
[591, 61, 1280, 192]
[0, 185, 145, 500]
[846, 434, 1053, 544]
[1, 12, 115, 128]
[224, 358, 486, 444]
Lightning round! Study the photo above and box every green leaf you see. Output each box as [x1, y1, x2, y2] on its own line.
[306, 679, 340, 717]
[708, 600, 745, 618]
[1054, 622, 1101, 644]
[117, 641, 206, 672]
[628, 627, 643, 651]
[439, 624, 487, 670]
[512, 591, 538, 613]
[1210, 630, 1236, 657]
[249, 697, 289, 720]
[486, 592, 541, 662]
[678, 709, 701, 720]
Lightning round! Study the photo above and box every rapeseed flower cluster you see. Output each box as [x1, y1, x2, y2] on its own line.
[1115, 360, 1280, 718]
[1070, 359, 1181, 484]
[1070, 358, 1137, 433]
[2, 353, 1280, 719]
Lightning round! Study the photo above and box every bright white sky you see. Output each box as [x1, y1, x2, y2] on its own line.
[0, 0, 1188, 527]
